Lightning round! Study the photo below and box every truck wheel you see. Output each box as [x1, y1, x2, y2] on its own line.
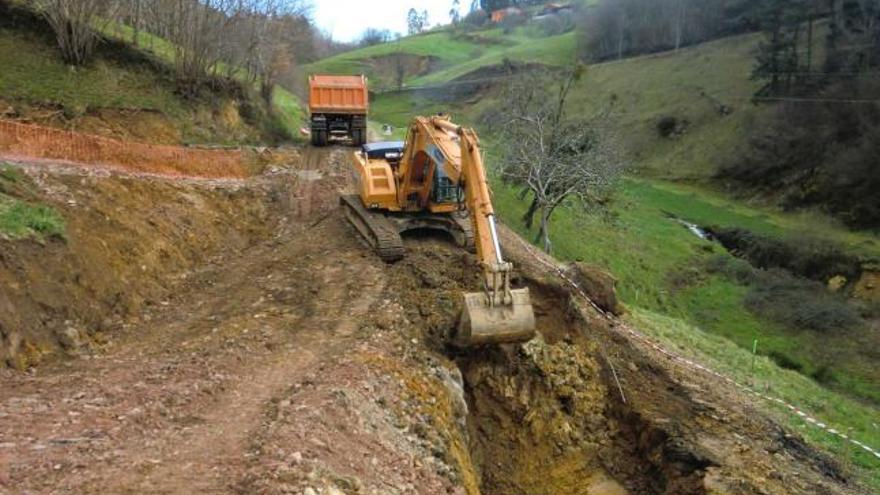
[352, 129, 365, 146]
[312, 130, 327, 147]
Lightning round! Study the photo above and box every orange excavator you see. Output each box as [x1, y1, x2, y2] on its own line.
[340, 115, 536, 347]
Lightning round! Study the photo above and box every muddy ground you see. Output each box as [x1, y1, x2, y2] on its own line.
[0, 148, 869, 494]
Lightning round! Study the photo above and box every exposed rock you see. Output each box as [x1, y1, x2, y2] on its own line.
[565, 262, 623, 315]
[56, 327, 82, 350]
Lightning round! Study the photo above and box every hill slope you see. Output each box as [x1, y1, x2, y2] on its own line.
[0, 4, 301, 145]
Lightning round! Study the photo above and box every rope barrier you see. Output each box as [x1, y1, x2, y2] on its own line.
[514, 235, 880, 461]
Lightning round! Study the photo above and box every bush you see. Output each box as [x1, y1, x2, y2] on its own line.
[656, 116, 679, 137]
[462, 9, 490, 29]
[719, 80, 880, 229]
[500, 12, 527, 33]
[535, 14, 575, 36]
[708, 254, 863, 334]
[707, 227, 862, 283]
[811, 365, 838, 385]
[705, 254, 755, 284]
[744, 269, 862, 333]
[768, 350, 804, 372]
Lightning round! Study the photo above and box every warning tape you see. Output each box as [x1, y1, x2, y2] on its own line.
[515, 236, 880, 461]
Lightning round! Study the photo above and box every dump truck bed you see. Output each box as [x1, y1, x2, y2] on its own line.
[309, 75, 369, 114]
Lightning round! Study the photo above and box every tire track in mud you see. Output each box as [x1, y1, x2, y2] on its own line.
[123, 250, 386, 494]
[0, 147, 390, 494]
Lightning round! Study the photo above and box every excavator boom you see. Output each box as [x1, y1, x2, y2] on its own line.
[343, 115, 535, 346]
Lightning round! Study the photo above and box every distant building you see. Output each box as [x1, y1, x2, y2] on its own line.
[491, 7, 525, 23]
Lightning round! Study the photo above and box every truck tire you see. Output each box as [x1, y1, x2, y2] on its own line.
[352, 129, 365, 146]
[311, 130, 327, 147]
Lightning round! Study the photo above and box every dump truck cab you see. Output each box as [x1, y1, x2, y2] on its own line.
[309, 74, 369, 147]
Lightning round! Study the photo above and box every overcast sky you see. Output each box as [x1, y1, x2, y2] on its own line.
[312, 1, 462, 42]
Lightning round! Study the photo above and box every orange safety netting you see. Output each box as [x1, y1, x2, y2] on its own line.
[0, 120, 248, 178]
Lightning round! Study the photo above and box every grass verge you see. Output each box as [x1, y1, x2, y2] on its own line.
[629, 308, 880, 491]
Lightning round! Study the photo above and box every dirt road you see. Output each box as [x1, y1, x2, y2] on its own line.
[0, 148, 869, 495]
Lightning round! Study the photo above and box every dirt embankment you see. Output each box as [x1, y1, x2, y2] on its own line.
[0, 148, 869, 495]
[0, 154, 302, 369]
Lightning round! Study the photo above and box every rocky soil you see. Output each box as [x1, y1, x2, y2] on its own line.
[0, 148, 869, 494]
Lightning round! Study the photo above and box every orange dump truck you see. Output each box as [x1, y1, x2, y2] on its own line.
[308, 74, 369, 147]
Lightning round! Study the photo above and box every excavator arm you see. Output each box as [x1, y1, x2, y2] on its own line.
[409, 116, 535, 345]
[344, 114, 534, 346]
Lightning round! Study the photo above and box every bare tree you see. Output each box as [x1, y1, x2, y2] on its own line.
[359, 27, 393, 46]
[450, 0, 462, 25]
[407, 8, 429, 35]
[32, 0, 118, 65]
[497, 67, 626, 253]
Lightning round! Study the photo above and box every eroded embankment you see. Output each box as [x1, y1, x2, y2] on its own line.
[384, 237, 861, 495]
[0, 155, 305, 369]
[457, 290, 714, 495]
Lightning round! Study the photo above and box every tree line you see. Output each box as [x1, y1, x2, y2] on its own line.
[723, 0, 880, 229]
[752, 0, 879, 97]
[577, 0, 764, 61]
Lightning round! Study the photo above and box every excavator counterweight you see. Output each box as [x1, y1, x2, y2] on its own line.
[342, 115, 536, 347]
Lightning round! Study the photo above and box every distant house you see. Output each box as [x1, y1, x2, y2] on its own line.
[491, 7, 525, 23]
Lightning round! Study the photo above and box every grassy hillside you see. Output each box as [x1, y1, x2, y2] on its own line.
[0, 28, 184, 116]
[0, 6, 302, 145]
[100, 21, 306, 141]
[343, 27, 767, 183]
[303, 27, 578, 91]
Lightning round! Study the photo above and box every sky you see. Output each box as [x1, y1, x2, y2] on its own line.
[312, 0, 463, 43]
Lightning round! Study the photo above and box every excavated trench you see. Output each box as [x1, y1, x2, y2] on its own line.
[454, 291, 712, 495]
[388, 241, 715, 495]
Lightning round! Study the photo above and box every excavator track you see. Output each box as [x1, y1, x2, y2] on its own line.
[340, 195, 405, 262]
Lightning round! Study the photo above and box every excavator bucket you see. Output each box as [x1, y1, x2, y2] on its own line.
[455, 288, 536, 346]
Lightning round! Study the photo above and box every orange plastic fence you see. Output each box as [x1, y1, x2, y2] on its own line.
[0, 120, 247, 178]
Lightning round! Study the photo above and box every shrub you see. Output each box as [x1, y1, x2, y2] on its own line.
[656, 116, 679, 137]
[768, 350, 804, 372]
[500, 12, 527, 34]
[718, 80, 880, 230]
[535, 14, 575, 36]
[744, 269, 862, 333]
[463, 9, 490, 29]
[708, 254, 863, 334]
[705, 254, 755, 284]
[707, 227, 862, 283]
[811, 365, 838, 385]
